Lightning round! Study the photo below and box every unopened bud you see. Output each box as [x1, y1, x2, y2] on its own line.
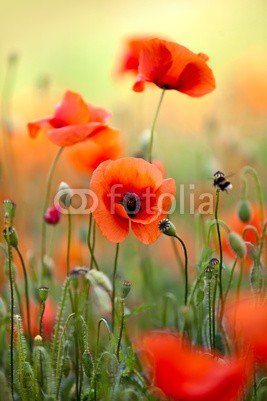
[34, 335, 43, 345]
[229, 231, 246, 259]
[158, 219, 177, 237]
[250, 263, 263, 293]
[3, 226, 18, 248]
[86, 269, 112, 293]
[58, 182, 72, 208]
[44, 204, 61, 225]
[237, 200, 251, 223]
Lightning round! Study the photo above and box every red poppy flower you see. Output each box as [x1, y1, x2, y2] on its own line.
[89, 157, 176, 244]
[68, 126, 123, 173]
[137, 331, 252, 401]
[27, 90, 111, 146]
[133, 38, 216, 97]
[118, 36, 153, 75]
[225, 293, 267, 364]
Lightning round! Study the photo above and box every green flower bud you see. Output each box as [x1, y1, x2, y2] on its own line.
[158, 219, 177, 237]
[83, 351, 94, 378]
[3, 226, 18, 248]
[86, 269, 112, 293]
[237, 200, 251, 223]
[58, 181, 72, 208]
[228, 231, 246, 259]
[250, 263, 263, 293]
[34, 335, 43, 345]
[38, 286, 49, 302]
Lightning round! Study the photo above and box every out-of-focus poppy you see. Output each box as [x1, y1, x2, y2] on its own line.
[118, 36, 153, 75]
[68, 126, 123, 173]
[28, 90, 112, 146]
[133, 38, 215, 97]
[90, 157, 176, 244]
[44, 203, 61, 225]
[137, 331, 252, 401]
[225, 293, 267, 364]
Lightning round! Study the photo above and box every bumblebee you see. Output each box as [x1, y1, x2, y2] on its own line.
[213, 171, 232, 192]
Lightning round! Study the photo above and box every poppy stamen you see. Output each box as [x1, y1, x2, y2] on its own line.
[122, 192, 141, 218]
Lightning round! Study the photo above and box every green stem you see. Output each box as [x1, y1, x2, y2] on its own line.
[215, 190, 223, 304]
[162, 292, 179, 329]
[39, 301, 45, 337]
[208, 280, 212, 351]
[223, 257, 238, 304]
[5, 222, 14, 399]
[41, 146, 64, 281]
[87, 214, 100, 270]
[116, 298, 125, 360]
[148, 89, 165, 163]
[171, 237, 185, 281]
[66, 207, 71, 275]
[90, 220, 96, 269]
[207, 219, 230, 245]
[15, 246, 32, 352]
[112, 243, 120, 332]
[212, 274, 218, 351]
[174, 234, 188, 305]
[241, 166, 264, 228]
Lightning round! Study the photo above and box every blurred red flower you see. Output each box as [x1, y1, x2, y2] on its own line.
[225, 293, 267, 364]
[133, 38, 216, 97]
[28, 90, 111, 146]
[118, 36, 153, 75]
[90, 157, 176, 244]
[68, 126, 123, 173]
[137, 331, 252, 401]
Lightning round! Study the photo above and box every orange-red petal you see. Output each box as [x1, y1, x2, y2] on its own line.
[27, 118, 52, 139]
[47, 122, 106, 146]
[54, 90, 90, 125]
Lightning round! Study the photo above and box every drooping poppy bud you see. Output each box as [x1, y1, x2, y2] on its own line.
[44, 204, 61, 225]
[237, 200, 251, 223]
[228, 231, 246, 259]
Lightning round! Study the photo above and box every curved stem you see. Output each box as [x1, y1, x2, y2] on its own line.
[207, 280, 212, 351]
[241, 166, 264, 228]
[174, 234, 188, 305]
[15, 246, 32, 352]
[112, 243, 120, 332]
[148, 89, 165, 163]
[215, 191, 223, 303]
[66, 207, 71, 275]
[41, 146, 64, 281]
[116, 298, 125, 360]
[207, 219, 230, 246]
[39, 301, 45, 337]
[212, 274, 218, 351]
[6, 222, 14, 399]
[87, 214, 100, 270]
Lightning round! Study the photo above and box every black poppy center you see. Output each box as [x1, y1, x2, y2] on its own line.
[122, 192, 141, 218]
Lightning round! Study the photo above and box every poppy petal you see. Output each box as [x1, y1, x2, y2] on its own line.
[54, 90, 90, 125]
[87, 104, 112, 123]
[131, 213, 165, 244]
[90, 160, 129, 243]
[176, 61, 216, 97]
[47, 122, 107, 146]
[28, 118, 52, 138]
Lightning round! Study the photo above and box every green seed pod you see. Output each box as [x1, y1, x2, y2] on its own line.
[119, 280, 132, 299]
[62, 355, 72, 377]
[250, 263, 263, 292]
[205, 265, 213, 280]
[38, 286, 49, 302]
[3, 199, 16, 224]
[158, 219, 177, 237]
[2, 226, 18, 248]
[82, 351, 94, 378]
[228, 231, 246, 259]
[237, 200, 251, 223]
